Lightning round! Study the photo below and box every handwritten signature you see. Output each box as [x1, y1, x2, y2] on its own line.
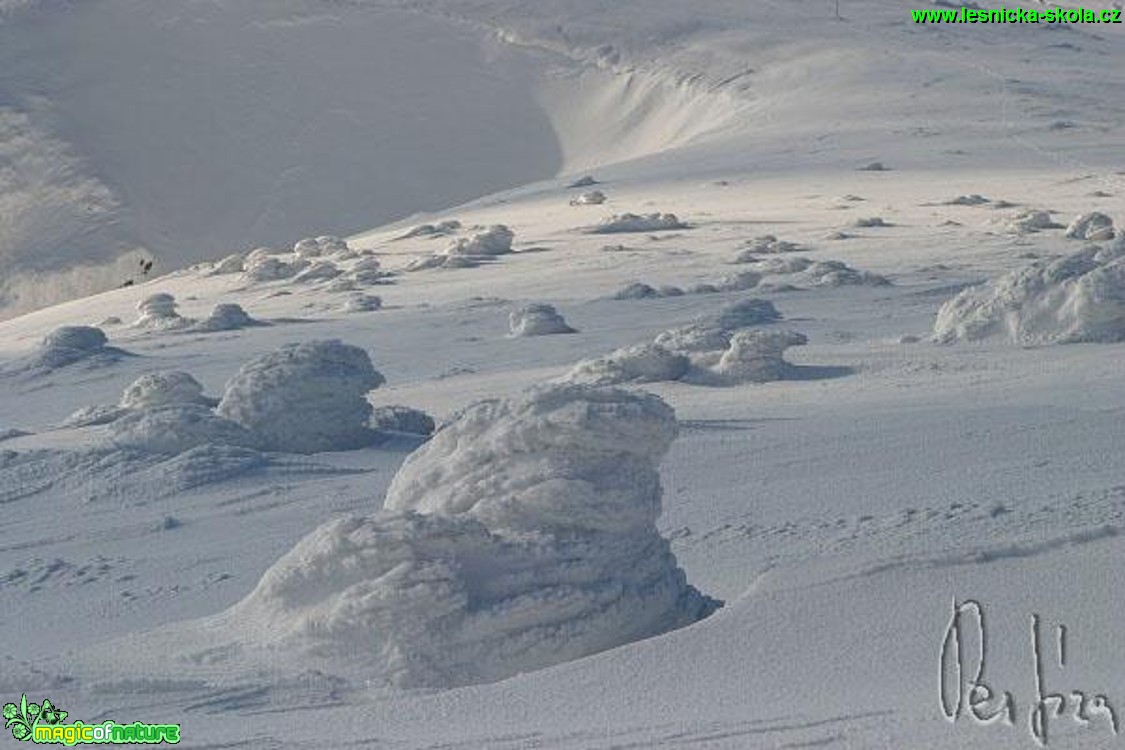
[940, 598, 1120, 745]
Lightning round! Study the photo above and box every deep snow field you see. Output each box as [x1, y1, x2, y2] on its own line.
[3, 0, 1125, 748]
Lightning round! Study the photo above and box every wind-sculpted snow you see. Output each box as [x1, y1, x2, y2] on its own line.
[564, 343, 691, 386]
[406, 226, 515, 271]
[63, 370, 216, 428]
[933, 243, 1125, 345]
[509, 303, 577, 336]
[565, 299, 807, 386]
[217, 340, 385, 453]
[192, 303, 262, 332]
[221, 384, 719, 687]
[1065, 212, 1116, 241]
[119, 371, 217, 411]
[107, 405, 260, 456]
[134, 293, 190, 330]
[448, 225, 514, 257]
[10, 325, 131, 375]
[369, 405, 436, 436]
[586, 213, 686, 234]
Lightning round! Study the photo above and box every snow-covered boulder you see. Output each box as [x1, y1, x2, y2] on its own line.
[563, 343, 690, 385]
[369, 405, 436, 436]
[217, 340, 385, 453]
[509, 303, 577, 336]
[1065, 212, 1115, 241]
[223, 384, 718, 687]
[933, 244, 1125, 344]
[120, 371, 217, 410]
[135, 293, 190, 330]
[587, 213, 685, 234]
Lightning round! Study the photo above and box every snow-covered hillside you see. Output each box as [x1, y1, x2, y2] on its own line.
[2, 0, 1125, 748]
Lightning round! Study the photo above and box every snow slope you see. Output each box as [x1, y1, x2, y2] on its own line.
[2, 0, 1125, 748]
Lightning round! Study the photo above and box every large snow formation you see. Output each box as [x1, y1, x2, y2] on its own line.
[933, 243, 1125, 344]
[221, 384, 719, 687]
[217, 340, 385, 453]
[120, 371, 217, 410]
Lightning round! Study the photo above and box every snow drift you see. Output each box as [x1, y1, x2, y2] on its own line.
[933, 243, 1125, 345]
[216, 340, 385, 453]
[217, 384, 719, 687]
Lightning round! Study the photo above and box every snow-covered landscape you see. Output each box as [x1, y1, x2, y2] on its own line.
[2, 0, 1125, 747]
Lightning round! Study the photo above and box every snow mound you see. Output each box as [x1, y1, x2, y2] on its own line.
[293, 236, 348, 259]
[612, 282, 662, 300]
[703, 298, 782, 329]
[734, 235, 800, 261]
[135, 293, 190, 330]
[293, 262, 341, 284]
[193, 303, 261, 332]
[343, 294, 383, 313]
[1065, 212, 1116, 241]
[107, 405, 259, 455]
[61, 404, 128, 428]
[653, 325, 807, 383]
[716, 271, 762, 292]
[369, 405, 436, 436]
[207, 254, 245, 276]
[20, 326, 129, 372]
[566, 175, 599, 188]
[570, 190, 606, 206]
[509, 303, 577, 336]
[243, 255, 298, 282]
[224, 384, 718, 687]
[563, 300, 807, 387]
[803, 260, 890, 287]
[120, 371, 217, 410]
[446, 225, 514, 257]
[396, 220, 461, 240]
[933, 244, 1125, 344]
[713, 330, 809, 383]
[564, 343, 690, 386]
[587, 213, 685, 234]
[217, 340, 385, 453]
[1006, 210, 1062, 234]
[945, 194, 990, 206]
[63, 370, 217, 427]
[853, 217, 891, 228]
